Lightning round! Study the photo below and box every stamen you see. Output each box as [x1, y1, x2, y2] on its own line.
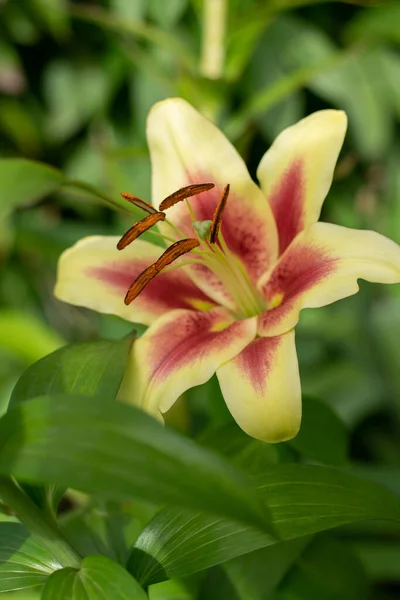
[121, 192, 158, 215]
[117, 212, 166, 250]
[124, 264, 158, 305]
[155, 238, 200, 270]
[159, 183, 215, 211]
[124, 238, 200, 305]
[210, 184, 230, 244]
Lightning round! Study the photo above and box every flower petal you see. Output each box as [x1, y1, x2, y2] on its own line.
[258, 222, 400, 337]
[55, 236, 216, 325]
[119, 307, 257, 416]
[257, 110, 347, 254]
[217, 330, 301, 443]
[147, 98, 279, 305]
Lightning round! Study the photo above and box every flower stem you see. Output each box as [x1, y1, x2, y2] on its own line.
[200, 0, 228, 80]
[0, 476, 80, 568]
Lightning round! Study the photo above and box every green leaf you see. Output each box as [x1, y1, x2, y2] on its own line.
[128, 464, 400, 585]
[0, 522, 61, 592]
[128, 509, 274, 586]
[0, 159, 65, 219]
[258, 464, 400, 539]
[278, 537, 369, 600]
[287, 396, 348, 465]
[9, 336, 135, 517]
[223, 538, 311, 600]
[149, 580, 193, 600]
[10, 335, 135, 407]
[42, 554, 147, 600]
[0, 395, 272, 533]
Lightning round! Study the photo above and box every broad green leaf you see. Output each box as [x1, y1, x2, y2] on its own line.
[257, 464, 400, 539]
[0, 159, 65, 219]
[10, 335, 135, 407]
[0, 395, 272, 533]
[223, 538, 311, 600]
[278, 537, 369, 600]
[128, 464, 400, 585]
[149, 580, 192, 600]
[0, 522, 61, 592]
[42, 554, 146, 600]
[9, 336, 135, 516]
[288, 396, 348, 465]
[353, 540, 400, 581]
[128, 509, 274, 585]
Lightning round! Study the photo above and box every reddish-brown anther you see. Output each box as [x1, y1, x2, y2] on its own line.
[159, 183, 215, 211]
[121, 192, 158, 215]
[210, 184, 230, 244]
[124, 264, 159, 305]
[155, 238, 200, 270]
[117, 212, 166, 250]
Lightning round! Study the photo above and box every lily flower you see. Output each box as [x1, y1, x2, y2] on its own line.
[55, 99, 400, 443]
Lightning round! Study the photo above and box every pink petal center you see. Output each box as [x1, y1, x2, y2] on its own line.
[269, 160, 304, 255]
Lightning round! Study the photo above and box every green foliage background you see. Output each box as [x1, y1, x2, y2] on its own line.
[1, 0, 400, 598]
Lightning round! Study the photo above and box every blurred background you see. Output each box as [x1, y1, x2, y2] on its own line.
[1, 0, 400, 597]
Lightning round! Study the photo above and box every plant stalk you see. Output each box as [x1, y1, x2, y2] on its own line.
[200, 0, 228, 79]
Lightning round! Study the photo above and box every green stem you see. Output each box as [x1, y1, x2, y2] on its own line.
[200, 0, 228, 80]
[0, 476, 80, 568]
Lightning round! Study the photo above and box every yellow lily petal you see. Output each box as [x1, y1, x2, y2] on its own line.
[258, 222, 400, 337]
[217, 330, 301, 443]
[119, 307, 257, 416]
[55, 236, 216, 325]
[147, 98, 279, 306]
[257, 110, 347, 254]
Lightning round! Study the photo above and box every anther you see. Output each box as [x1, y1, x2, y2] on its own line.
[124, 238, 200, 305]
[210, 184, 230, 244]
[121, 192, 158, 215]
[117, 212, 166, 250]
[159, 183, 215, 211]
[155, 238, 200, 270]
[124, 265, 158, 305]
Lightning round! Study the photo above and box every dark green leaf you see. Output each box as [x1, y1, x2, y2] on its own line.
[258, 464, 400, 539]
[128, 464, 400, 585]
[223, 538, 311, 600]
[129, 509, 274, 586]
[0, 159, 65, 219]
[0, 522, 61, 592]
[278, 537, 370, 600]
[288, 396, 348, 465]
[10, 335, 135, 407]
[9, 336, 135, 516]
[42, 554, 147, 600]
[0, 395, 272, 533]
